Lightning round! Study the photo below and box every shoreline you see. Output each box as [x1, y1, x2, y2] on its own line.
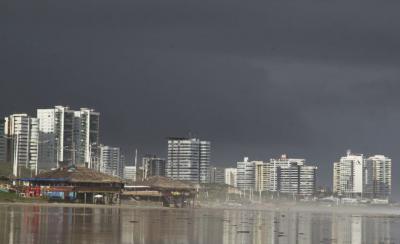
[0, 201, 400, 216]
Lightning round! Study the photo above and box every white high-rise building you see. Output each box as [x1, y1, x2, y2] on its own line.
[237, 157, 261, 190]
[37, 106, 75, 169]
[224, 168, 237, 187]
[199, 140, 211, 183]
[99, 145, 121, 177]
[266, 154, 305, 192]
[333, 150, 364, 197]
[267, 155, 317, 197]
[5, 114, 39, 176]
[334, 151, 392, 199]
[74, 108, 100, 168]
[167, 137, 210, 183]
[255, 161, 268, 192]
[364, 155, 392, 199]
[29, 118, 39, 174]
[298, 165, 317, 196]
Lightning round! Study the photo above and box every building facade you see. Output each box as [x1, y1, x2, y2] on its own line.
[299, 165, 317, 196]
[0, 119, 6, 163]
[333, 162, 340, 194]
[267, 155, 317, 197]
[37, 106, 75, 169]
[266, 155, 306, 192]
[364, 155, 391, 199]
[224, 168, 237, 187]
[255, 161, 268, 192]
[74, 108, 100, 169]
[333, 151, 392, 199]
[119, 154, 125, 178]
[141, 155, 166, 179]
[123, 165, 137, 182]
[99, 145, 121, 177]
[237, 157, 259, 190]
[4, 114, 39, 176]
[333, 150, 364, 197]
[148, 158, 166, 177]
[166, 137, 210, 183]
[209, 166, 225, 184]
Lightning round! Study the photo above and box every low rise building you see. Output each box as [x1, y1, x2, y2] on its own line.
[123, 165, 137, 182]
[224, 168, 237, 187]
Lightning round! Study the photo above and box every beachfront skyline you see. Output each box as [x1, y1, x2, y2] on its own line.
[0, 104, 396, 200]
[2, 0, 400, 198]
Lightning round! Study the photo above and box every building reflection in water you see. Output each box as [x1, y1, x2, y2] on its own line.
[0, 205, 398, 244]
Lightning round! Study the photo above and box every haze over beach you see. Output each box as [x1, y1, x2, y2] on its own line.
[2, 0, 400, 199]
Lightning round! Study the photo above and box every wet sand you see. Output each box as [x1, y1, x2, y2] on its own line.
[0, 203, 399, 244]
[1, 201, 399, 216]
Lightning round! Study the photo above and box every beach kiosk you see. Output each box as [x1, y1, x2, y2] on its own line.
[17, 165, 124, 204]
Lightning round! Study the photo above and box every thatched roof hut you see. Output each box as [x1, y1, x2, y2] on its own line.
[24, 166, 123, 184]
[133, 176, 196, 191]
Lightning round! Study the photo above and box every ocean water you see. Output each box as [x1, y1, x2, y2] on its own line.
[0, 205, 398, 244]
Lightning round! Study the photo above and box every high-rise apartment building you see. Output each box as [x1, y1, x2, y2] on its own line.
[333, 150, 364, 197]
[364, 155, 391, 199]
[37, 106, 75, 169]
[141, 155, 152, 180]
[29, 118, 39, 173]
[237, 157, 260, 190]
[267, 155, 317, 197]
[74, 108, 100, 168]
[148, 158, 166, 177]
[333, 151, 392, 199]
[255, 161, 268, 192]
[99, 145, 121, 176]
[119, 154, 125, 178]
[224, 168, 237, 187]
[199, 140, 211, 183]
[298, 165, 317, 196]
[167, 137, 210, 183]
[0, 119, 6, 163]
[209, 166, 225, 184]
[266, 155, 306, 192]
[333, 162, 340, 194]
[5, 114, 39, 176]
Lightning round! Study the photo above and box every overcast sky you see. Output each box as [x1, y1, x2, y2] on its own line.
[1, 0, 400, 197]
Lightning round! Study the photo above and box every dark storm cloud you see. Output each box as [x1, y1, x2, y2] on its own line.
[1, 0, 400, 197]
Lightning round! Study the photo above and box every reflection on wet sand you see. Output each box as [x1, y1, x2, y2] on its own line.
[0, 205, 398, 244]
